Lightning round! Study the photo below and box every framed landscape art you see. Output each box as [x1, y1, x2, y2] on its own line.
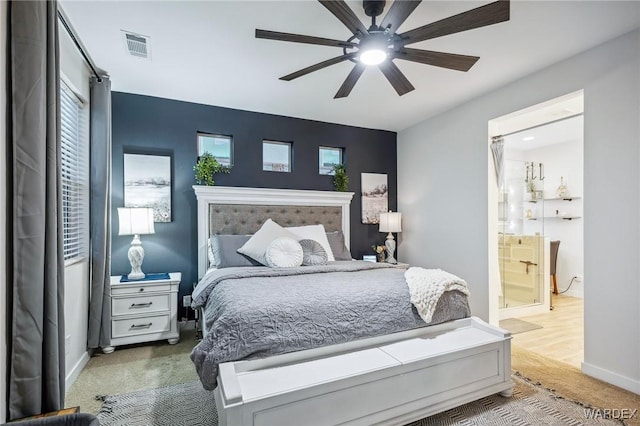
[361, 172, 388, 224]
[124, 153, 172, 222]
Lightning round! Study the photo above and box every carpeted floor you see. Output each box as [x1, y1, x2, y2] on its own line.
[67, 324, 640, 425]
[499, 318, 543, 334]
[65, 325, 200, 414]
[96, 375, 622, 426]
[511, 343, 640, 426]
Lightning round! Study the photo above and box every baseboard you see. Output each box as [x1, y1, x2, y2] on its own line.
[65, 351, 90, 392]
[581, 361, 640, 394]
[561, 289, 583, 298]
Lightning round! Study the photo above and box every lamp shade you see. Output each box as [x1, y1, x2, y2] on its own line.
[379, 211, 402, 233]
[118, 207, 155, 236]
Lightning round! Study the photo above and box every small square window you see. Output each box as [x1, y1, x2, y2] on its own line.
[198, 133, 232, 166]
[319, 147, 343, 175]
[263, 140, 292, 172]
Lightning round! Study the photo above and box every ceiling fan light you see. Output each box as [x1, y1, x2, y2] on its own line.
[360, 49, 387, 66]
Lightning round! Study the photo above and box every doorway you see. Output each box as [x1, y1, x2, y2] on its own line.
[488, 90, 584, 367]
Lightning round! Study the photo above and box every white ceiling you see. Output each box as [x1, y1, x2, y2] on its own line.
[505, 114, 583, 151]
[60, 1, 640, 132]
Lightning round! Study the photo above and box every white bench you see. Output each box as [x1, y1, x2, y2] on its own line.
[215, 317, 513, 426]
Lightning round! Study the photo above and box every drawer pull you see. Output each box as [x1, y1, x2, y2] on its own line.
[138, 288, 145, 292]
[130, 323, 152, 330]
[130, 302, 152, 309]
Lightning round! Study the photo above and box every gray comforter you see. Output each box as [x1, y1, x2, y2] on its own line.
[190, 261, 470, 390]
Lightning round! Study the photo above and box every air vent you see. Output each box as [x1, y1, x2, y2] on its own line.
[121, 31, 151, 60]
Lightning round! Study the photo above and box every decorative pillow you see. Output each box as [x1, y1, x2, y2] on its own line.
[265, 237, 303, 268]
[237, 219, 298, 265]
[207, 237, 216, 269]
[286, 224, 335, 262]
[210, 234, 262, 268]
[299, 239, 328, 266]
[326, 231, 352, 261]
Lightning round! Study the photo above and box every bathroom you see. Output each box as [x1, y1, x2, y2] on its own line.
[491, 93, 584, 320]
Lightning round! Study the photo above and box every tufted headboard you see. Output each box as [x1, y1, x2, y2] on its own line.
[193, 186, 354, 278]
[209, 205, 343, 235]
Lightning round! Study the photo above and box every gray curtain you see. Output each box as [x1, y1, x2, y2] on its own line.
[7, 0, 65, 419]
[490, 136, 504, 187]
[87, 76, 112, 349]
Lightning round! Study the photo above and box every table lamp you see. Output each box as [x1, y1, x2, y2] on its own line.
[118, 207, 155, 280]
[379, 211, 401, 264]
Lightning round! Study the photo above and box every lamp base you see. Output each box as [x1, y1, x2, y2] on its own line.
[384, 232, 397, 264]
[127, 271, 145, 280]
[127, 235, 146, 280]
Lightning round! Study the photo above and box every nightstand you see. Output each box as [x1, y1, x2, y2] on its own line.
[103, 272, 181, 353]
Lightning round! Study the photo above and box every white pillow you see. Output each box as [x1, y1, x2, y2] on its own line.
[265, 237, 303, 268]
[207, 237, 216, 269]
[286, 224, 335, 261]
[237, 219, 298, 265]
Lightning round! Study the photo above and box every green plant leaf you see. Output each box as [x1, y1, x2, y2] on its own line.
[194, 152, 231, 186]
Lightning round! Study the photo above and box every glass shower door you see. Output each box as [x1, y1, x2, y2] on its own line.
[499, 160, 545, 309]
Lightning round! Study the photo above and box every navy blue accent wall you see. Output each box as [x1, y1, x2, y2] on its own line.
[111, 92, 397, 304]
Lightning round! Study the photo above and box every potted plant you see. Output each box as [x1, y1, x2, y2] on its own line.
[194, 153, 231, 186]
[332, 164, 348, 192]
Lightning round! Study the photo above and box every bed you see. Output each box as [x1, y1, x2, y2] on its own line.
[191, 185, 512, 426]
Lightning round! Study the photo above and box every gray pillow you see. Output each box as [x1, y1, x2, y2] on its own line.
[210, 234, 262, 268]
[326, 231, 352, 261]
[299, 239, 328, 266]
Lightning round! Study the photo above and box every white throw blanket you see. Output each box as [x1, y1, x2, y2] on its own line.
[404, 267, 470, 323]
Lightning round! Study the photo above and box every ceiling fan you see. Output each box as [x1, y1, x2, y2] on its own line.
[256, 0, 510, 98]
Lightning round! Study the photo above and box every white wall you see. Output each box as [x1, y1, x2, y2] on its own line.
[60, 21, 92, 391]
[523, 139, 584, 298]
[398, 29, 640, 393]
[1, 1, 8, 421]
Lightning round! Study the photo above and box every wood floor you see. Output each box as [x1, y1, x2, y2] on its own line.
[510, 294, 583, 368]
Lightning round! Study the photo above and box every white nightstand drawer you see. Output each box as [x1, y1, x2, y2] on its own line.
[111, 283, 171, 296]
[105, 272, 180, 352]
[112, 314, 171, 338]
[112, 293, 170, 316]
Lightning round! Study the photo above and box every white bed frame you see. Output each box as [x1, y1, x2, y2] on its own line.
[194, 185, 355, 280]
[193, 185, 512, 426]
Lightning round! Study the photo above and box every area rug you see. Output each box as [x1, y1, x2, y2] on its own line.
[500, 318, 543, 334]
[96, 375, 622, 426]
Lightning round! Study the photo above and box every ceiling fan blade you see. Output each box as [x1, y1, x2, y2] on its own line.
[256, 29, 356, 48]
[334, 62, 366, 98]
[318, 0, 369, 37]
[380, 0, 422, 34]
[378, 60, 415, 96]
[395, 48, 479, 72]
[400, 0, 510, 45]
[280, 53, 357, 81]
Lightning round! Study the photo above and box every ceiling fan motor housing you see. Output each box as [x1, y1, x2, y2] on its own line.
[363, 0, 386, 17]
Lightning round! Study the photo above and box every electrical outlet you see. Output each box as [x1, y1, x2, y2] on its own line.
[574, 275, 583, 282]
[183, 295, 192, 307]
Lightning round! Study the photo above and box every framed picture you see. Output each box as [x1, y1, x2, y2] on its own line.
[124, 153, 172, 222]
[361, 172, 388, 224]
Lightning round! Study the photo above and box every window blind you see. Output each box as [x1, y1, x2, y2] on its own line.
[60, 81, 89, 262]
